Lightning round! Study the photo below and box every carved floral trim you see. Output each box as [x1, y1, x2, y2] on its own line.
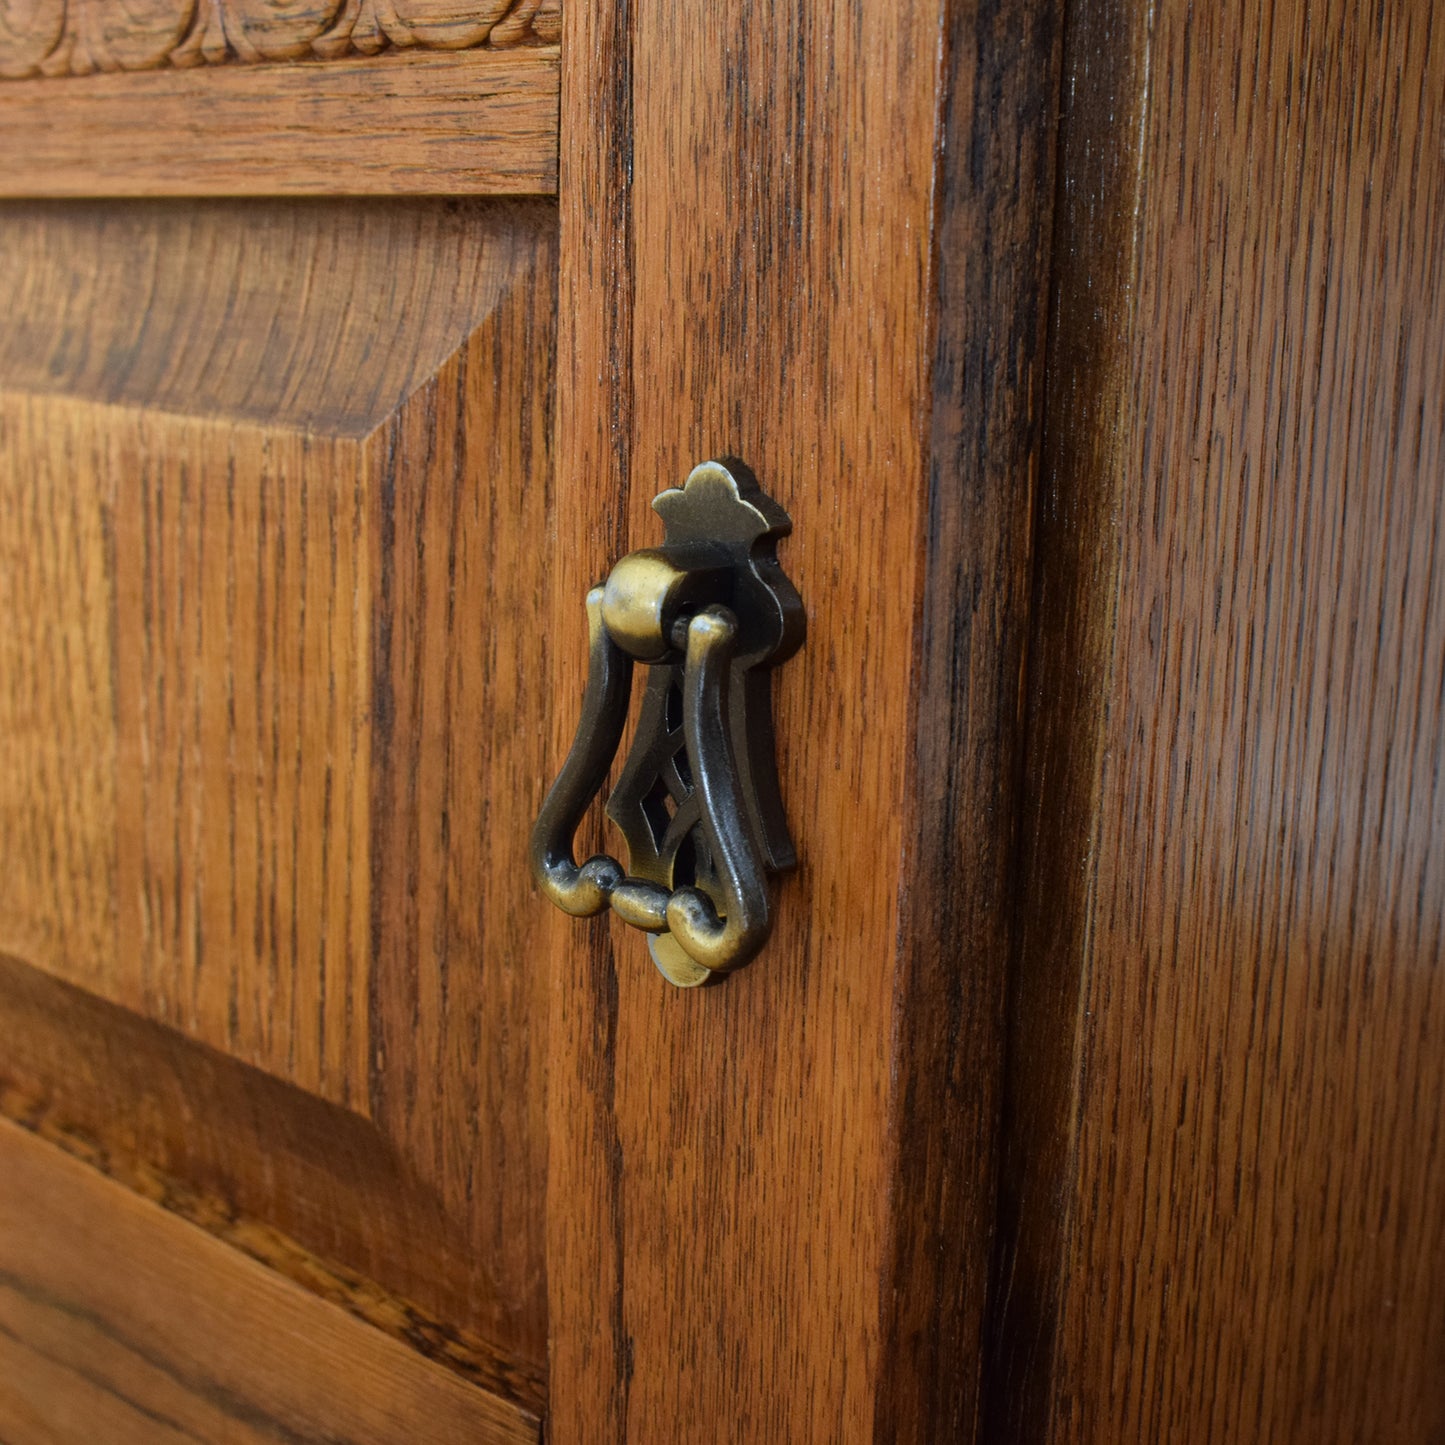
[0, 0, 559, 79]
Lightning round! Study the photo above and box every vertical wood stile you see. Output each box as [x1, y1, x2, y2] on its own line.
[550, 1, 1062, 1439]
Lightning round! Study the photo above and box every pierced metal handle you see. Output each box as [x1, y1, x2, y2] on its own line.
[530, 460, 803, 987]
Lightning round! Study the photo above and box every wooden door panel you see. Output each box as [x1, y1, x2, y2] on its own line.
[0, 0, 1437, 1439]
[0, 197, 556, 1411]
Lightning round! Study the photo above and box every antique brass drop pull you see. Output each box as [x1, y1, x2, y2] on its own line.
[531, 460, 803, 986]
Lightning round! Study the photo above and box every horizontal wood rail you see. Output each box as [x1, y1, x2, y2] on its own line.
[0, 48, 559, 196]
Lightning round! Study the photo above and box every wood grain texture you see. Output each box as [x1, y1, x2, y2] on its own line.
[548, 0, 1059, 1439]
[9, 402, 374, 1108]
[0, 1117, 539, 1444]
[987, 0, 1445, 1440]
[0, 958, 545, 1409]
[0, 48, 559, 197]
[0, 198, 556, 1403]
[0, 0, 554, 77]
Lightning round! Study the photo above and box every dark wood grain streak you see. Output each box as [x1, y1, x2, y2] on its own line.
[987, 0, 1445, 1440]
[876, 0, 1061, 1437]
[981, 0, 1152, 1434]
[547, 0, 1059, 1438]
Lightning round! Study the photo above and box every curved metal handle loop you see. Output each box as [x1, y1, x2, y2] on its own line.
[529, 600, 771, 984]
[664, 608, 771, 972]
[530, 587, 633, 918]
[529, 460, 801, 987]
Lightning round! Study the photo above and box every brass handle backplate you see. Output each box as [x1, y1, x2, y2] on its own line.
[530, 459, 803, 986]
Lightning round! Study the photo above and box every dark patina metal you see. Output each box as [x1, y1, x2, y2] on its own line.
[529, 459, 803, 986]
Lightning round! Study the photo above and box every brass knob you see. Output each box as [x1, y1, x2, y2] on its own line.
[530, 460, 803, 986]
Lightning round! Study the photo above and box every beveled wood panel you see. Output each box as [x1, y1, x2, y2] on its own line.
[0, 1117, 539, 1444]
[0, 957, 545, 1409]
[549, 0, 1060, 1439]
[0, 198, 556, 1399]
[0, 49, 559, 197]
[0, 200, 529, 1105]
[988, 0, 1445, 1440]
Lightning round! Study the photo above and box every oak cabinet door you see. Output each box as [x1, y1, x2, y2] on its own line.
[2, 0, 1443, 1442]
[0, 0, 1052, 1436]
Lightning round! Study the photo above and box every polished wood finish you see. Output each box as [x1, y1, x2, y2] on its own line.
[0, 49, 559, 197]
[0, 1117, 539, 1444]
[1, 0, 1440, 1438]
[0, 198, 556, 1411]
[988, 0, 1445, 1440]
[548, 0, 1059, 1439]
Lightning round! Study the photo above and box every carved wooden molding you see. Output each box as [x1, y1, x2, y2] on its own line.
[0, 0, 559, 79]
